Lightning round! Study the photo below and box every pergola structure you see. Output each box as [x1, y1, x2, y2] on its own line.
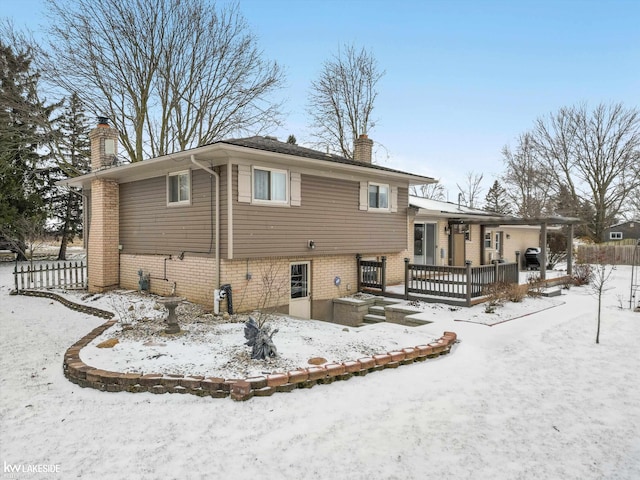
[447, 215, 583, 280]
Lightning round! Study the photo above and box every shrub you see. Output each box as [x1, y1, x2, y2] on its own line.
[572, 263, 593, 286]
[483, 281, 532, 312]
[507, 284, 528, 303]
[561, 277, 574, 290]
[526, 274, 545, 297]
[483, 282, 511, 308]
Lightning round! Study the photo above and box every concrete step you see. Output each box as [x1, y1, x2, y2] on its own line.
[368, 305, 386, 316]
[363, 313, 386, 324]
[374, 297, 403, 307]
[541, 288, 562, 297]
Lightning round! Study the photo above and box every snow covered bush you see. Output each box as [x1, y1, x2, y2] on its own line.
[572, 263, 593, 286]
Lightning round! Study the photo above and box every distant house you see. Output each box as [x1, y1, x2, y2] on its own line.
[60, 121, 435, 321]
[603, 220, 640, 242]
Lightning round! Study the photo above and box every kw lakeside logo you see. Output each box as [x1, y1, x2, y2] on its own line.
[3, 461, 61, 475]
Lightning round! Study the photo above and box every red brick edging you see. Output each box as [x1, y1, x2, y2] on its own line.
[63, 322, 458, 401]
[22, 289, 458, 401]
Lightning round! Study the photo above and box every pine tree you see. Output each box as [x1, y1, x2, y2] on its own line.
[0, 42, 52, 260]
[483, 180, 512, 215]
[47, 93, 91, 259]
[552, 184, 596, 239]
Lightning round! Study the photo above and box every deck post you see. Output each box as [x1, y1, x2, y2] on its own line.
[404, 258, 410, 300]
[381, 256, 387, 293]
[494, 259, 500, 283]
[465, 260, 472, 306]
[356, 254, 362, 293]
[566, 224, 574, 276]
[540, 222, 548, 280]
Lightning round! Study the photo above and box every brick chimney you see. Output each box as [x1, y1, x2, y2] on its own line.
[89, 117, 119, 171]
[353, 134, 373, 163]
[87, 118, 120, 292]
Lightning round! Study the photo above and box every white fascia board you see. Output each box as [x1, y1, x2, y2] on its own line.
[58, 141, 435, 189]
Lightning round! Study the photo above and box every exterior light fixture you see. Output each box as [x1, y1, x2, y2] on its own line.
[308, 240, 315, 249]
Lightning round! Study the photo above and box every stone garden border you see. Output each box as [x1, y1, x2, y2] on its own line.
[12, 289, 114, 319]
[16, 290, 458, 401]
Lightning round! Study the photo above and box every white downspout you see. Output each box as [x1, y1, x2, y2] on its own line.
[190, 155, 221, 312]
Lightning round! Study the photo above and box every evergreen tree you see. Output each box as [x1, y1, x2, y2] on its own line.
[47, 93, 91, 259]
[0, 42, 52, 260]
[552, 184, 596, 239]
[286, 134, 297, 145]
[483, 180, 512, 215]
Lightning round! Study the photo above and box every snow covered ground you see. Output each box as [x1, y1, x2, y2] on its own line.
[1, 258, 639, 479]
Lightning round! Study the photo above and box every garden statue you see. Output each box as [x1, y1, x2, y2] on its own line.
[244, 317, 278, 360]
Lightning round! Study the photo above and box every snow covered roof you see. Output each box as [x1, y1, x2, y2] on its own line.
[409, 196, 498, 217]
[409, 195, 580, 226]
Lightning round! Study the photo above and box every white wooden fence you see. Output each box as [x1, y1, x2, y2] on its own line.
[13, 261, 87, 291]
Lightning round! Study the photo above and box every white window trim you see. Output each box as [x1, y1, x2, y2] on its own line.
[167, 170, 191, 206]
[484, 232, 492, 249]
[252, 166, 290, 205]
[367, 182, 391, 211]
[609, 231, 623, 240]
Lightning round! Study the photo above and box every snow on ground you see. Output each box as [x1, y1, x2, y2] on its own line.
[75, 289, 563, 379]
[1, 257, 639, 479]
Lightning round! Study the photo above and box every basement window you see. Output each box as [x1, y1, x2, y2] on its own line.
[167, 170, 191, 205]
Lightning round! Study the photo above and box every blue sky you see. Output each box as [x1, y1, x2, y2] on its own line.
[4, 0, 639, 197]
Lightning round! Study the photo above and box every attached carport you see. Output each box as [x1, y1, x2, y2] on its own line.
[446, 215, 582, 280]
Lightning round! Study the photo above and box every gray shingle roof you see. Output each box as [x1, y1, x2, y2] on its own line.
[220, 136, 435, 180]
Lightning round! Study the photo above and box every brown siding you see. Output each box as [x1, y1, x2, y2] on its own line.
[119, 170, 220, 256]
[232, 169, 408, 259]
[219, 164, 229, 259]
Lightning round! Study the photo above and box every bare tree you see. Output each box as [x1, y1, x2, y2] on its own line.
[41, 0, 284, 163]
[456, 171, 484, 208]
[591, 256, 615, 344]
[528, 103, 640, 239]
[501, 133, 554, 218]
[307, 44, 385, 159]
[254, 261, 289, 327]
[1, 217, 48, 273]
[619, 141, 640, 221]
[410, 182, 446, 201]
[627, 187, 640, 221]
